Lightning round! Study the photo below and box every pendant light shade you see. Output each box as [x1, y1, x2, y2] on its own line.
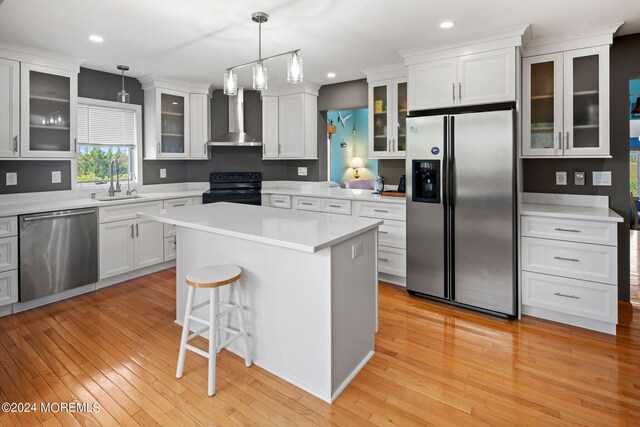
[253, 62, 267, 91]
[287, 51, 303, 84]
[117, 65, 130, 103]
[224, 70, 238, 96]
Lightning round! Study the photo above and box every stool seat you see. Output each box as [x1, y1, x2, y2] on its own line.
[186, 265, 242, 288]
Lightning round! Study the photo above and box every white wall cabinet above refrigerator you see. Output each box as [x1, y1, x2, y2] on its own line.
[406, 48, 516, 111]
[522, 46, 610, 157]
[141, 77, 211, 160]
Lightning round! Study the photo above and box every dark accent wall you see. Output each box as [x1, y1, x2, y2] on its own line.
[0, 160, 71, 194]
[379, 159, 406, 186]
[522, 33, 640, 301]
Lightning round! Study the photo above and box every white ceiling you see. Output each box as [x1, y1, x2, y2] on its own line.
[0, 0, 639, 89]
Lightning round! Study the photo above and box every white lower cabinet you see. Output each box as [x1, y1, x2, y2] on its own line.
[133, 218, 164, 269]
[99, 220, 136, 278]
[0, 216, 18, 307]
[377, 246, 406, 277]
[164, 236, 177, 261]
[0, 270, 18, 307]
[521, 214, 619, 334]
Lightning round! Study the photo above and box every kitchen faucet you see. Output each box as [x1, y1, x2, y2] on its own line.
[126, 172, 137, 196]
[108, 159, 121, 197]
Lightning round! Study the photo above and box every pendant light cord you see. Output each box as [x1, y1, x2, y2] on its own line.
[258, 20, 262, 61]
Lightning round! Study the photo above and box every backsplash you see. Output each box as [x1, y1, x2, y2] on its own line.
[0, 160, 71, 194]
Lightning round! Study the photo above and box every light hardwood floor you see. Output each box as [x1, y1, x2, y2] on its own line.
[1, 268, 639, 426]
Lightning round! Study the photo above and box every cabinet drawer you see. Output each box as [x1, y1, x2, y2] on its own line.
[378, 246, 406, 277]
[0, 217, 17, 238]
[99, 201, 163, 223]
[293, 196, 321, 212]
[164, 236, 177, 261]
[378, 220, 406, 249]
[522, 271, 616, 324]
[521, 237, 616, 285]
[0, 269, 18, 306]
[0, 236, 18, 273]
[163, 198, 193, 237]
[522, 216, 617, 246]
[354, 201, 405, 221]
[321, 199, 351, 215]
[270, 195, 291, 209]
[192, 196, 203, 205]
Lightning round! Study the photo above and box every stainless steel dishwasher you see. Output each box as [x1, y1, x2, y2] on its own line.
[19, 208, 98, 302]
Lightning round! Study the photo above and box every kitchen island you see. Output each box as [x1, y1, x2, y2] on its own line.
[139, 202, 382, 403]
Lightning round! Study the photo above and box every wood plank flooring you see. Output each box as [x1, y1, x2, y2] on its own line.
[1, 268, 639, 426]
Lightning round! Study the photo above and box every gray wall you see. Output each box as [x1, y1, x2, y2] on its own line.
[522, 33, 640, 301]
[0, 160, 71, 194]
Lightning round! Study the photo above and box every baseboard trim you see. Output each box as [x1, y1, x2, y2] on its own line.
[96, 261, 176, 289]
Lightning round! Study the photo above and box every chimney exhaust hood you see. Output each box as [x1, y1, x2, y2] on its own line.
[207, 88, 261, 146]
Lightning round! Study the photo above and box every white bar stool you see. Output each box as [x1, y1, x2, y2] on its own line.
[175, 264, 252, 396]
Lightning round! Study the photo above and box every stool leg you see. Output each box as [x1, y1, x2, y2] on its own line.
[176, 286, 195, 379]
[215, 287, 221, 354]
[233, 280, 252, 368]
[208, 288, 217, 396]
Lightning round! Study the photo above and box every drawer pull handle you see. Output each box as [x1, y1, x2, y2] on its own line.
[328, 204, 342, 208]
[374, 209, 389, 213]
[378, 230, 388, 234]
[554, 228, 581, 233]
[172, 203, 187, 207]
[300, 202, 313, 206]
[378, 257, 389, 262]
[554, 292, 580, 300]
[553, 256, 580, 262]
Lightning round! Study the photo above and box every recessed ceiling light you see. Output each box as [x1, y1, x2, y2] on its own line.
[172, 102, 178, 105]
[439, 21, 454, 29]
[327, 72, 336, 78]
[88, 34, 104, 43]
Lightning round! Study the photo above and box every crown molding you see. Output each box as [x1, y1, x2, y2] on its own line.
[139, 75, 212, 94]
[361, 63, 406, 82]
[0, 40, 84, 72]
[523, 22, 623, 57]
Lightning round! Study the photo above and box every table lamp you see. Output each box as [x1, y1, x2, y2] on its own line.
[350, 157, 365, 179]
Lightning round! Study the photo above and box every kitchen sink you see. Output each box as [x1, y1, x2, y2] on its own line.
[95, 195, 144, 202]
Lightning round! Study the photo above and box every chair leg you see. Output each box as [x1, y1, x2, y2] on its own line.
[208, 288, 217, 396]
[176, 286, 195, 379]
[233, 280, 252, 368]
[215, 287, 222, 354]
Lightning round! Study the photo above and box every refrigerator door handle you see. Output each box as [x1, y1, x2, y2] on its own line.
[449, 115, 456, 301]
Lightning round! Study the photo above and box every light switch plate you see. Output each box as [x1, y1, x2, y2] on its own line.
[51, 171, 61, 184]
[160, 168, 167, 179]
[352, 241, 363, 259]
[574, 171, 585, 186]
[6, 172, 17, 186]
[555, 171, 567, 186]
[593, 171, 612, 186]
[298, 167, 307, 176]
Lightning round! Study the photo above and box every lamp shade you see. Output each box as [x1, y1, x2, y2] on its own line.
[350, 157, 365, 169]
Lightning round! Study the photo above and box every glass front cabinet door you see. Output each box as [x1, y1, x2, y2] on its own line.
[20, 63, 78, 158]
[157, 89, 189, 158]
[368, 78, 407, 159]
[522, 46, 609, 157]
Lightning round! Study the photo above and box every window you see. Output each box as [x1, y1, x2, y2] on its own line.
[75, 98, 141, 185]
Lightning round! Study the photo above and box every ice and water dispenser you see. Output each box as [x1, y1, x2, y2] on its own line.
[412, 160, 440, 204]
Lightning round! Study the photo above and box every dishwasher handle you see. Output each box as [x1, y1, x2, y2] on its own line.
[22, 209, 96, 222]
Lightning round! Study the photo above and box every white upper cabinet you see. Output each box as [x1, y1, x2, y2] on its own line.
[523, 45, 610, 157]
[20, 63, 78, 158]
[368, 78, 407, 159]
[261, 95, 279, 159]
[407, 58, 457, 110]
[262, 86, 318, 160]
[0, 58, 19, 158]
[407, 47, 516, 111]
[141, 77, 211, 160]
[189, 92, 210, 159]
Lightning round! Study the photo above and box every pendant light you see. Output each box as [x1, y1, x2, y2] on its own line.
[223, 12, 302, 94]
[117, 65, 130, 103]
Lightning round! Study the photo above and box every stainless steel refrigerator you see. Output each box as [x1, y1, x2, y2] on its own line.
[405, 108, 517, 318]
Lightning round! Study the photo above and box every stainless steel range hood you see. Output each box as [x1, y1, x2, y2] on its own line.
[207, 88, 261, 146]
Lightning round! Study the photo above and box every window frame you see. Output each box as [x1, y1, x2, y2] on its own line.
[73, 97, 143, 189]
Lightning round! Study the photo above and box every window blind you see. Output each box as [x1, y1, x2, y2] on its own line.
[77, 104, 136, 147]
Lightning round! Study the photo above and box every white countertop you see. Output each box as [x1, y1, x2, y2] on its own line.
[139, 202, 383, 253]
[261, 187, 406, 204]
[0, 190, 203, 217]
[520, 203, 623, 223]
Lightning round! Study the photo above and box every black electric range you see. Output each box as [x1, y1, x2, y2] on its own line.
[202, 172, 262, 205]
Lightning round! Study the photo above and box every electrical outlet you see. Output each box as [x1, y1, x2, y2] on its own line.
[298, 167, 307, 176]
[351, 241, 363, 259]
[51, 171, 61, 184]
[555, 171, 567, 186]
[160, 168, 167, 179]
[574, 171, 585, 186]
[593, 171, 612, 186]
[6, 172, 17, 186]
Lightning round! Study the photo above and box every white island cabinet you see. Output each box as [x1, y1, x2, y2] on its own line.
[139, 202, 382, 403]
